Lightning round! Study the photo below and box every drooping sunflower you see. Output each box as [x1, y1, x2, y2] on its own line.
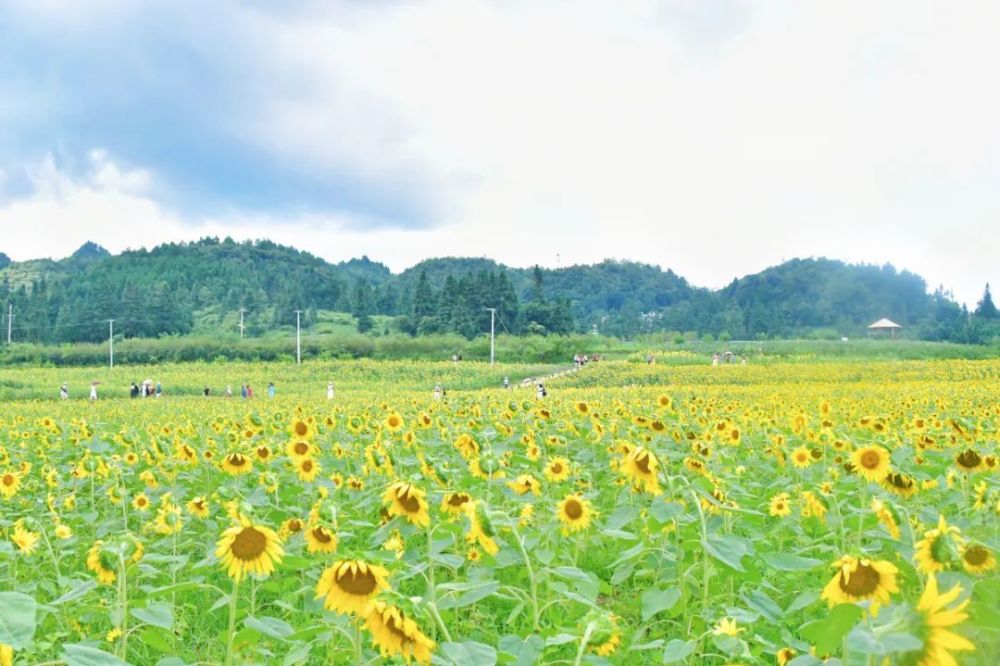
[954, 449, 983, 473]
[186, 496, 210, 519]
[911, 574, 975, 665]
[870, 498, 900, 539]
[507, 474, 541, 496]
[557, 494, 593, 534]
[544, 457, 571, 482]
[463, 502, 499, 555]
[914, 515, 965, 574]
[364, 600, 436, 664]
[315, 559, 391, 615]
[87, 540, 117, 584]
[882, 472, 917, 498]
[221, 452, 253, 476]
[0, 470, 20, 498]
[820, 555, 898, 613]
[11, 521, 39, 555]
[441, 492, 472, 515]
[305, 524, 338, 554]
[621, 446, 661, 494]
[961, 544, 996, 574]
[851, 445, 891, 483]
[382, 482, 430, 527]
[215, 518, 284, 582]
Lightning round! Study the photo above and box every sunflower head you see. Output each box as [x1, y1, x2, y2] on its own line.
[557, 494, 594, 534]
[315, 559, 391, 615]
[821, 555, 898, 613]
[383, 482, 430, 527]
[215, 518, 284, 582]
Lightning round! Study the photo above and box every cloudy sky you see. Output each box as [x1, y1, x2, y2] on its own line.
[1, 0, 997, 306]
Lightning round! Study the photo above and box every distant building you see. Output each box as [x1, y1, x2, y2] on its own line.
[867, 318, 902, 339]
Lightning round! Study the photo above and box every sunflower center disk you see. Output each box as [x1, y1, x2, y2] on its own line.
[964, 546, 987, 565]
[313, 528, 332, 543]
[839, 563, 879, 596]
[860, 451, 881, 469]
[635, 455, 651, 474]
[399, 493, 421, 513]
[231, 527, 268, 560]
[564, 500, 584, 520]
[337, 569, 378, 595]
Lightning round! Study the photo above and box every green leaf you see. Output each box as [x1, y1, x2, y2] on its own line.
[131, 603, 174, 631]
[52, 580, 98, 606]
[703, 534, 753, 572]
[0, 592, 37, 649]
[62, 643, 130, 666]
[662, 638, 696, 663]
[545, 633, 579, 646]
[244, 616, 295, 640]
[760, 552, 823, 571]
[440, 640, 498, 666]
[140, 626, 175, 654]
[743, 589, 782, 622]
[436, 579, 500, 610]
[785, 590, 819, 614]
[640, 587, 681, 621]
[498, 634, 544, 666]
[799, 603, 863, 656]
[547, 566, 599, 601]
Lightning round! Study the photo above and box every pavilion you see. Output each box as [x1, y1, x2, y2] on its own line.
[867, 318, 902, 339]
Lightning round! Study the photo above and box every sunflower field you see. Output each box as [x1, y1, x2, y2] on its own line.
[0, 358, 998, 665]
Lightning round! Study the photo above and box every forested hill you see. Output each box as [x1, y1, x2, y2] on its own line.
[0, 238, 995, 344]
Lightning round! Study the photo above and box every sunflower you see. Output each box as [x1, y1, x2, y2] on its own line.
[384, 412, 405, 432]
[882, 472, 917, 498]
[132, 493, 151, 511]
[657, 394, 673, 409]
[315, 559, 391, 615]
[911, 574, 975, 665]
[776, 647, 796, 666]
[87, 540, 117, 584]
[289, 418, 314, 440]
[870, 499, 900, 539]
[383, 482, 430, 527]
[364, 600, 436, 664]
[820, 555, 898, 613]
[11, 521, 39, 555]
[914, 516, 965, 574]
[55, 524, 73, 539]
[544, 457, 571, 482]
[851, 445, 891, 483]
[187, 496, 210, 519]
[961, 544, 996, 574]
[221, 452, 253, 476]
[296, 457, 321, 483]
[621, 446, 661, 495]
[463, 503, 499, 555]
[441, 492, 472, 515]
[0, 470, 20, 498]
[507, 474, 541, 496]
[215, 518, 284, 582]
[287, 439, 314, 461]
[769, 493, 792, 517]
[280, 517, 305, 539]
[591, 632, 621, 657]
[300, 523, 336, 553]
[954, 449, 983, 472]
[557, 494, 593, 534]
[254, 445, 273, 463]
[712, 618, 744, 637]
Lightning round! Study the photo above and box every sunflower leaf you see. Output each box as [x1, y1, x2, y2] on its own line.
[0, 592, 37, 649]
[641, 587, 681, 621]
[799, 603, 863, 656]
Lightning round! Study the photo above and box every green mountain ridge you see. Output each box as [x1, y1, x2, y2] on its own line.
[0, 237, 994, 344]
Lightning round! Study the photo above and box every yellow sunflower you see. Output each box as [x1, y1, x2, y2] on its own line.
[383, 482, 430, 527]
[289, 418, 314, 440]
[820, 555, 898, 613]
[221, 452, 253, 476]
[364, 601, 436, 664]
[0, 470, 20, 498]
[621, 446, 661, 494]
[305, 524, 338, 554]
[384, 412, 405, 432]
[954, 449, 983, 473]
[296, 457, 321, 483]
[441, 492, 472, 515]
[186, 496, 210, 519]
[1, 643, 12, 666]
[912, 574, 975, 665]
[557, 494, 593, 534]
[507, 474, 541, 496]
[544, 457, 571, 482]
[215, 518, 284, 582]
[851, 445, 891, 483]
[315, 559, 391, 615]
[131, 492, 151, 512]
[11, 521, 39, 555]
[961, 544, 996, 574]
[776, 647, 796, 665]
[86, 540, 117, 584]
[882, 472, 917, 498]
[287, 439, 314, 461]
[769, 493, 792, 517]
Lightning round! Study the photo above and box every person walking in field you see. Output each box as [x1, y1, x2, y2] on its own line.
[60, 384, 69, 400]
[327, 382, 335, 400]
[267, 382, 276, 399]
[90, 381, 98, 401]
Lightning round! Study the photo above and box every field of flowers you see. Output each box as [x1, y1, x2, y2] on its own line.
[0, 358, 997, 665]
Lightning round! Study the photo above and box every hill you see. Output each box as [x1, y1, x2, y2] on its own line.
[0, 238, 995, 345]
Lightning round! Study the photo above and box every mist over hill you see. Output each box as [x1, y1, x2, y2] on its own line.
[0, 237, 995, 344]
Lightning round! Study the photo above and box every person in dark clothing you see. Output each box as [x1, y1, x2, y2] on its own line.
[130, 382, 140, 399]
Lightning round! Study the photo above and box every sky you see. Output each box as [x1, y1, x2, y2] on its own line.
[0, 0, 997, 307]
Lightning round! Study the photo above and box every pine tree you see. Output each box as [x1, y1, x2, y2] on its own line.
[974, 283, 998, 319]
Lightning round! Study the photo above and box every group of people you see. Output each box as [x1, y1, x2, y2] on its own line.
[573, 353, 600, 368]
[712, 351, 748, 365]
[59, 382, 102, 401]
[130, 380, 163, 398]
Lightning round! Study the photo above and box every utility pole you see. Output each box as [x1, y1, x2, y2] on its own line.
[6, 303, 12, 345]
[485, 307, 496, 365]
[239, 308, 245, 340]
[294, 310, 302, 365]
[108, 319, 115, 369]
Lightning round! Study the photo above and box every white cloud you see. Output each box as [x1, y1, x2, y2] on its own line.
[1, 1, 997, 307]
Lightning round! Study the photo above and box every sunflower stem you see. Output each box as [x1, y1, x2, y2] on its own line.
[224, 578, 240, 666]
[353, 617, 363, 666]
[573, 621, 596, 666]
[118, 552, 129, 662]
[511, 523, 541, 631]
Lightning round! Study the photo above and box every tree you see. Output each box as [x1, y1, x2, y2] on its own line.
[974, 283, 998, 319]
